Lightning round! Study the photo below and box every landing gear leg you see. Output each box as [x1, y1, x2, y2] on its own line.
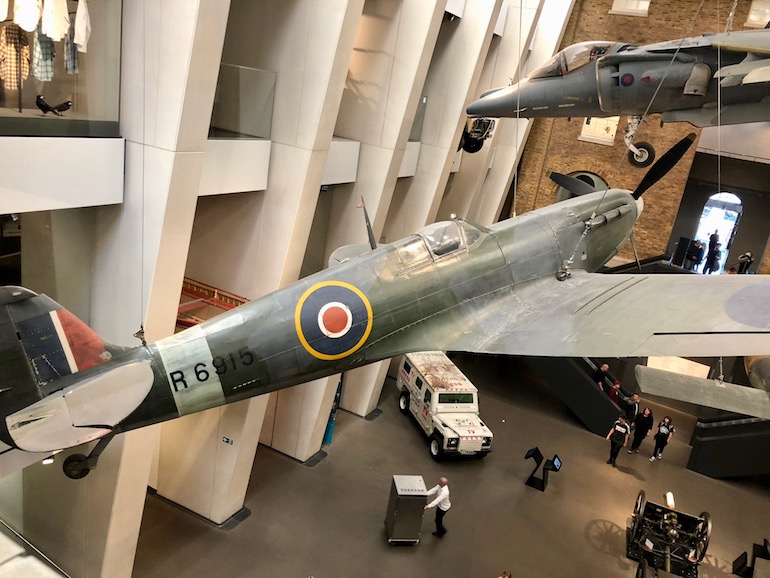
[63, 432, 115, 480]
[624, 115, 655, 168]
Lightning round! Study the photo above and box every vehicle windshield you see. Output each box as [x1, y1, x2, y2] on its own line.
[438, 393, 475, 404]
[528, 41, 615, 79]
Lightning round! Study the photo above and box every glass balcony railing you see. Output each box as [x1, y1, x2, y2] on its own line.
[209, 64, 276, 140]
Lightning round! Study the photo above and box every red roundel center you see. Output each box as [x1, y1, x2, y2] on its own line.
[318, 302, 352, 338]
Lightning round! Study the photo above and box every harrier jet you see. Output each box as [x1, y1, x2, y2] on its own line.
[1, 136, 769, 480]
[463, 29, 770, 166]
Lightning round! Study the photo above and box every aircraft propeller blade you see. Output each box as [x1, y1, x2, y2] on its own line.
[632, 133, 697, 199]
[549, 172, 601, 196]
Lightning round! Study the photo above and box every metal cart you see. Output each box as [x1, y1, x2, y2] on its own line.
[626, 491, 711, 577]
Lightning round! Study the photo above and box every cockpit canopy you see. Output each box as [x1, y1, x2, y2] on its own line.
[395, 220, 483, 270]
[528, 41, 617, 80]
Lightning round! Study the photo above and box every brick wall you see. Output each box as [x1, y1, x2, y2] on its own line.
[513, 0, 754, 262]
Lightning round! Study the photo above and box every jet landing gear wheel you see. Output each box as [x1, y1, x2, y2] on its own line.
[398, 391, 410, 415]
[628, 142, 656, 168]
[63, 454, 91, 479]
[461, 137, 484, 153]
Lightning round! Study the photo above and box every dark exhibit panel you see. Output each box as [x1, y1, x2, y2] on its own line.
[667, 154, 770, 271]
[524, 357, 621, 436]
[688, 416, 770, 478]
[384, 475, 427, 544]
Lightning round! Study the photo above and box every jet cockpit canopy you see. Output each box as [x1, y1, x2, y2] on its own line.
[528, 41, 617, 80]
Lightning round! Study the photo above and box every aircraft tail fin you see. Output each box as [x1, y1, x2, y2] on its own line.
[0, 287, 114, 413]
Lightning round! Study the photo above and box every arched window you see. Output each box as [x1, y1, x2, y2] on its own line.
[693, 192, 743, 274]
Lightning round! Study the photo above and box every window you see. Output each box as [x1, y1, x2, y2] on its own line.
[423, 390, 431, 404]
[438, 393, 475, 404]
[529, 54, 563, 80]
[746, 0, 770, 27]
[609, 0, 651, 17]
[562, 42, 613, 73]
[394, 236, 432, 269]
[403, 361, 411, 375]
[579, 116, 620, 146]
[416, 377, 423, 391]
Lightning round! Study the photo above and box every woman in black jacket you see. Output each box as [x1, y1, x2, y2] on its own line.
[628, 407, 654, 453]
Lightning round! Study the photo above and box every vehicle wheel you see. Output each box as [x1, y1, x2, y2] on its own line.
[63, 454, 91, 480]
[695, 512, 711, 562]
[631, 490, 647, 538]
[462, 137, 484, 153]
[398, 391, 410, 415]
[429, 433, 444, 461]
[635, 558, 653, 578]
[628, 142, 655, 168]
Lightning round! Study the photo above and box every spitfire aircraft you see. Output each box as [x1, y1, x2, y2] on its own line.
[463, 29, 770, 166]
[1, 136, 769, 480]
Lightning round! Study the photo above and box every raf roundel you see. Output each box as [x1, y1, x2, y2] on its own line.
[295, 281, 373, 360]
[620, 73, 634, 87]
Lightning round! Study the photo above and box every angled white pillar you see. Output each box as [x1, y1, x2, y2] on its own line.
[382, 0, 502, 243]
[329, 0, 446, 417]
[164, 1, 365, 528]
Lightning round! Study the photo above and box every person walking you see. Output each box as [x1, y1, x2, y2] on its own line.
[703, 243, 722, 274]
[628, 407, 654, 453]
[622, 392, 640, 422]
[424, 476, 451, 537]
[606, 415, 630, 467]
[650, 416, 675, 461]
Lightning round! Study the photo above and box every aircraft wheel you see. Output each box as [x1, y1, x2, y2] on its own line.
[429, 433, 445, 460]
[63, 454, 91, 480]
[462, 137, 484, 154]
[628, 142, 655, 168]
[398, 391, 410, 415]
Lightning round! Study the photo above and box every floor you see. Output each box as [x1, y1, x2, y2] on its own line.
[133, 355, 770, 578]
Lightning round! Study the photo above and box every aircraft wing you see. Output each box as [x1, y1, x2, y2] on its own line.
[635, 365, 770, 420]
[406, 271, 770, 358]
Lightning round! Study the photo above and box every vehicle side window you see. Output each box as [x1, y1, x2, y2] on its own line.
[416, 377, 423, 390]
[403, 360, 411, 375]
[423, 389, 431, 404]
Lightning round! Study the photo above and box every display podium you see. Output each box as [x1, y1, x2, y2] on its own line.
[384, 475, 427, 544]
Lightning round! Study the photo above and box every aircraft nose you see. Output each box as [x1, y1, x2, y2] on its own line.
[467, 84, 525, 117]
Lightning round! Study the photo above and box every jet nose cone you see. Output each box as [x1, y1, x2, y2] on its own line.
[467, 85, 522, 117]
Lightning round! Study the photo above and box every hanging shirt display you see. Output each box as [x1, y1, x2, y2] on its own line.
[63, 19, 77, 74]
[74, 0, 90, 53]
[13, 0, 41, 33]
[0, 24, 30, 88]
[41, 0, 69, 41]
[32, 26, 54, 81]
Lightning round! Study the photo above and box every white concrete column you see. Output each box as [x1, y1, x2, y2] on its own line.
[382, 0, 503, 242]
[330, 0, 446, 416]
[164, 0, 365, 528]
[0, 2, 231, 576]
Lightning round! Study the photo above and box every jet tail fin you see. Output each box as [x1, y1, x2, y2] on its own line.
[635, 365, 770, 420]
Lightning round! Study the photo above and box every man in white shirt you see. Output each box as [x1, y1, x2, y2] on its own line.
[424, 476, 451, 537]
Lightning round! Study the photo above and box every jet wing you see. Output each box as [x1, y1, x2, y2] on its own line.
[635, 365, 770, 420]
[405, 271, 770, 358]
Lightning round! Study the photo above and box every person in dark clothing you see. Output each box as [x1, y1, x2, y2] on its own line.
[606, 415, 630, 467]
[685, 240, 704, 271]
[628, 407, 654, 453]
[692, 241, 705, 272]
[622, 392, 640, 422]
[737, 251, 754, 274]
[594, 363, 610, 393]
[608, 381, 621, 404]
[649, 416, 675, 461]
[709, 230, 719, 253]
[703, 243, 721, 274]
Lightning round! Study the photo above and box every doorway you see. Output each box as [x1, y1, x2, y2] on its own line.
[694, 192, 742, 274]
